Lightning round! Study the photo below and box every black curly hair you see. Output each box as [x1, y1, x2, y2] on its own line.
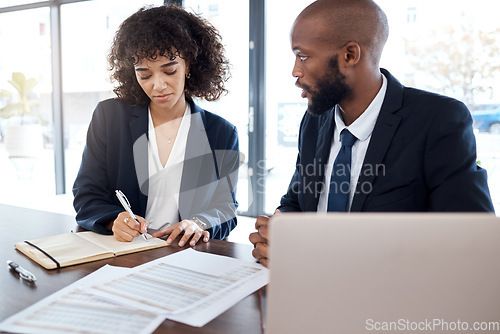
[108, 4, 230, 105]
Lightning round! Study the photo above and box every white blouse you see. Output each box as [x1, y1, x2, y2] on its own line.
[145, 104, 191, 230]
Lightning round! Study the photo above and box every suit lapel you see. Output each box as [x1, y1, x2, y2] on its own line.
[178, 103, 211, 219]
[351, 69, 403, 212]
[129, 104, 149, 215]
[306, 109, 335, 211]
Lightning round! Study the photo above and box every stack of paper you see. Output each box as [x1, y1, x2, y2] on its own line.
[0, 249, 269, 334]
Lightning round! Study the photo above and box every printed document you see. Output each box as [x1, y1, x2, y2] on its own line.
[0, 249, 269, 332]
[0, 266, 165, 334]
[88, 248, 268, 315]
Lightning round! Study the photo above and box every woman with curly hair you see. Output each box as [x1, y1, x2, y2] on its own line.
[73, 4, 239, 247]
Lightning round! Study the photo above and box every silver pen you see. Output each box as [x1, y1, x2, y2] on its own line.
[7, 260, 36, 282]
[115, 190, 148, 241]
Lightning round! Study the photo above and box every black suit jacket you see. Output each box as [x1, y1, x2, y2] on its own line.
[279, 69, 494, 212]
[73, 98, 240, 239]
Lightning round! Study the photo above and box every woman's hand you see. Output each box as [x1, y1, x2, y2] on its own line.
[110, 211, 149, 242]
[152, 219, 210, 247]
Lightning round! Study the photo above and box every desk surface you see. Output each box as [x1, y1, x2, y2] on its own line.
[0, 204, 263, 334]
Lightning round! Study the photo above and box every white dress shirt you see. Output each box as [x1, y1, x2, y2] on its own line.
[145, 104, 191, 230]
[317, 74, 387, 212]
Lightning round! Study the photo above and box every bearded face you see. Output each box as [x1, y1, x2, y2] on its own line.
[302, 56, 352, 116]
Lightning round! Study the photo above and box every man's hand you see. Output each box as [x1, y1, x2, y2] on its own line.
[249, 209, 281, 267]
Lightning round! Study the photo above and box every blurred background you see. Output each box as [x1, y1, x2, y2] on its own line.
[0, 0, 498, 218]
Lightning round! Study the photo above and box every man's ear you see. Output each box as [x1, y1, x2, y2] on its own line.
[342, 41, 361, 67]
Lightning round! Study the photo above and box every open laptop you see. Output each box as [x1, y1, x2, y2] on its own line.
[266, 213, 500, 334]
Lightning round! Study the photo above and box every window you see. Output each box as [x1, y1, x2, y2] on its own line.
[184, 0, 251, 212]
[0, 0, 45, 6]
[264, 0, 314, 213]
[406, 7, 417, 23]
[0, 7, 54, 208]
[378, 0, 500, 213]
[0, 1, 162, 214]
[61, 0, 163, 194]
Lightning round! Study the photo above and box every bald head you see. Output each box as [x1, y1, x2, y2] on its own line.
[296, 0, 389, 66]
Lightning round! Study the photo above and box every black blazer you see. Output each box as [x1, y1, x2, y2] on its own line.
[279, 69, 494, 212]
[73, 98, 240, 239]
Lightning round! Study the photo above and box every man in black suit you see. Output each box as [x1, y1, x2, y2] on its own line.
[250, 0, 494, 267]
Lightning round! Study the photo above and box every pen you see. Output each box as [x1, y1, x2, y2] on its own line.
[115, 190, 148, 241]
[7, 260, 36, 282]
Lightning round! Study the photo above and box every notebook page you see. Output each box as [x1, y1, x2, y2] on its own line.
[16, 233, 114, 269]
[76, 231, 167, 255]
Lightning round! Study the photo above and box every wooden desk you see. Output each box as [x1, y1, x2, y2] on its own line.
[0, 204, 264, 334]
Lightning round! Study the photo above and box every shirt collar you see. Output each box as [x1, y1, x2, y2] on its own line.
[334, 73, 388, 142]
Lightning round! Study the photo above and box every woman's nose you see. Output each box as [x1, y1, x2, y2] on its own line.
[153, 76, 167, 90]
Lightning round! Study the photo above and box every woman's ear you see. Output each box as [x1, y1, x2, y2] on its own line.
[342, 41, 361, 67]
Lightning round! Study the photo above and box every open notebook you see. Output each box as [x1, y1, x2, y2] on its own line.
[15, 231, 167, 269]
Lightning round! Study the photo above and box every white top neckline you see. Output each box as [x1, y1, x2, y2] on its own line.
[145, 104, 192, 230]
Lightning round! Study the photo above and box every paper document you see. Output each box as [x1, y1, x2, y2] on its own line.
[0, 248, 269, 331]
[166, 265, 269, 327]
[89, 248, 268, 315]
[0, 266, 165, 334]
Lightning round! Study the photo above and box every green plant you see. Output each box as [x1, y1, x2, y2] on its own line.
[0, 72, 42, 124]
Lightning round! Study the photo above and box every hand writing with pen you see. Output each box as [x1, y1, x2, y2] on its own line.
[111, 189, 209, 246]
[109, 211, 209, 247]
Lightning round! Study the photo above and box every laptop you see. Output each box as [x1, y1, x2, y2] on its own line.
[266, 213, 500, 334]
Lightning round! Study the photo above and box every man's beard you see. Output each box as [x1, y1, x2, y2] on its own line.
[304, 56, 352, 116]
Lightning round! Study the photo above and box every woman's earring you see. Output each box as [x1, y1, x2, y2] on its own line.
[186, 73, 191, 79]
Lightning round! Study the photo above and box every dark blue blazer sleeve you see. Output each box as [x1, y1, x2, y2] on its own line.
[72, 100, 132, 234]
[186, 115, 240, 239]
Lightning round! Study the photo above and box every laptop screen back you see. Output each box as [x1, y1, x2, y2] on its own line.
[266, 213, 500, 334]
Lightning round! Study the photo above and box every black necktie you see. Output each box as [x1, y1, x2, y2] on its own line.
[327, 129, 358, 212]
